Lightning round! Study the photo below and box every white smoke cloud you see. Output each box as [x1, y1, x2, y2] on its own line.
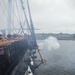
[38, 36, 60, 51]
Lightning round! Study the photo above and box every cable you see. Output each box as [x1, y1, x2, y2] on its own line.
[0, 8, 5, 23]
[20, 0, 32, 34]
[23, 0, 30, 35]
[2, 0, 19, 26]
[2, 0, 25, 34]
[2, 0, 15, 33]
[26, 0, 37, 45]
[15, 0, 25, 34]
[0, 0, 9, 28]
[15, 0, 21, 22]
[12, 0, 14, 32]
[0, 0, 5, 22]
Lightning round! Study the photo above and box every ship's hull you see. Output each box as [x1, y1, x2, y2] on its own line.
[0, 39, 28, 75]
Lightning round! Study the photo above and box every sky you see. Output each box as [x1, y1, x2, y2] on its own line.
[29, 0, 75, 33]
[0, 0, 75, 34]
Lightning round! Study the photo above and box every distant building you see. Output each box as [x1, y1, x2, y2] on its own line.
[35, 33, 74, 40]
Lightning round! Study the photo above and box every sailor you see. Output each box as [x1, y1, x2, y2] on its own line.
[7, 34, 13, 40]
[0, 34, 7, 41]
[13, 34, 18, 40]
[23, 33, 28, 40]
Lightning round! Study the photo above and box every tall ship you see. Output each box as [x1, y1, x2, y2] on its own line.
[0, 0, 45, 75]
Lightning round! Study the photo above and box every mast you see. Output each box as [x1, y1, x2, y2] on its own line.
[20, 0, 37, 46]
[26, 0, 37, 46]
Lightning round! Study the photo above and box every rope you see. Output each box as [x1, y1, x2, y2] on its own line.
[2, 0, 22, 30]
[15, 0, 25, 34]
[0, 8, 5, 23]
[20, 0, 32, 34]
[12, 0, 14, 32]
[0, 1, 5, 22]
[0, 1, 8, 19]
[2, 0, 16, 33]
[2, 0, 25, 34]
[15, 0, 21, 22]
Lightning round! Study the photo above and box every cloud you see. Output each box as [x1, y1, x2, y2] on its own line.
[29, 0, 75, 33]
[0, 0, 75, 33]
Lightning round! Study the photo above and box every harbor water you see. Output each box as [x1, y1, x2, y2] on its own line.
[35, 40, 75, 75]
